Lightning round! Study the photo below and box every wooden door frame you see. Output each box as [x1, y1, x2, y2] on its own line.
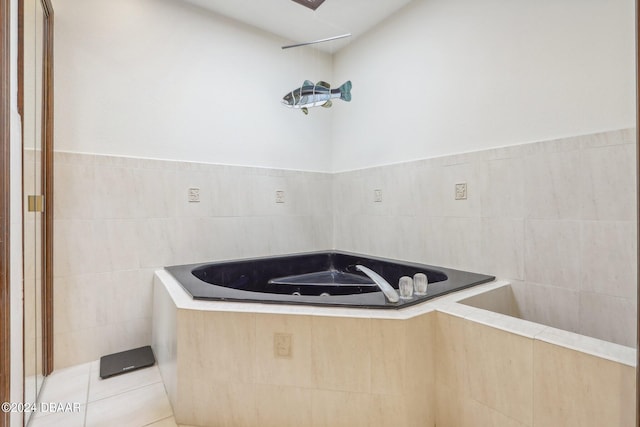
[0, 1, 55, 423]
[18, 0, 54, 377]
[40, 0, 54, 376]
[0, 0, 12, 425]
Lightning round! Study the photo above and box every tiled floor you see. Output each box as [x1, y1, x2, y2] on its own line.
[28, 361, 177, 427]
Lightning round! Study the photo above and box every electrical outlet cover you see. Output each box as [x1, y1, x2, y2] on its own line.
[455, 183, 467, 200]
[274, 333, 292, 358]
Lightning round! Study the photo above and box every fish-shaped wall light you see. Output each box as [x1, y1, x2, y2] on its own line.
[281, 80, 352, 115]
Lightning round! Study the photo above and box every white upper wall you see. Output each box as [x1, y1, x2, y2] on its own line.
[54, 0, 334, 171]
[332, 0, 636, 171]
[55, 0, 635, 173]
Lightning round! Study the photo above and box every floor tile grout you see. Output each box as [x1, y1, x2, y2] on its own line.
[140, 415, 174, 427]
[30, 360, 174, 427]
[83, 361, 92, 427]
[87, 379, 163, 405]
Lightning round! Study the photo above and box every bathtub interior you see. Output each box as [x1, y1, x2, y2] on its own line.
[189, 251, 449, 292]
[165, 251, 495, 309]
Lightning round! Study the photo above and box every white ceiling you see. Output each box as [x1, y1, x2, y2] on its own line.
[179, 0, 414, 53]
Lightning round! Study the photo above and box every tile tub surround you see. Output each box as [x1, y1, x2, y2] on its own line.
[55, 128, 636, 368]
[154, 272, 636, 427]
[333, 128, 637, 347]
[439, 283, 636, 427]
[53, 152, 333, 369]
[435, 308, 635, 427]
[153, 270, 436, 427]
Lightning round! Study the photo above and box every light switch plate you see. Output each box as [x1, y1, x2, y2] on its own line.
[455, 183, 467, 200]
[374, 189, 383, 203]
[275, 190, 285, 203]
[188, 187, 200, 203]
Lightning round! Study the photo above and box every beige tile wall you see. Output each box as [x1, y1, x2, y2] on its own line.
[162, 299, 436, 426]
[54, 153, 333, 368]
[334, 128, 637, 347]
[435, 311, 635, 427]
[533, 340, 635, 426]
[54, 128, 636, 368]
[152, 277, 634, 427]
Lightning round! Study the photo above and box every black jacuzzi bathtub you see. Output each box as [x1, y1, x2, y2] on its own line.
[165, 251, 494, 309]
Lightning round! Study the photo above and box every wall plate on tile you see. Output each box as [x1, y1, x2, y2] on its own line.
[275, 190, 285, 203]
[455, 183, 467, 200]
[373, 189, 383, 203]
[274, 333, 292, 358]
[188, 187, 200, 203]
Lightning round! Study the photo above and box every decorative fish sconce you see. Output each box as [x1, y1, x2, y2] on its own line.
[281, 80, 352, 115]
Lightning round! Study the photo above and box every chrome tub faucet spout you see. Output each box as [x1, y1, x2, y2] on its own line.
[355, 265, 400, 303]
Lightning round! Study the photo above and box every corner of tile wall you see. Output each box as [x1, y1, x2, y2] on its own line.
[333, 128, 637, 347]
[53, 152, 335, 368]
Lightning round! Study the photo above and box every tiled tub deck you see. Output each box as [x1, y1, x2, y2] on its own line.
[152, 271, 636, 427]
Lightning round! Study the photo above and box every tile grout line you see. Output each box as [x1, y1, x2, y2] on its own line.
[86, 379, 163, 406]
[140, 414, 175, 427]
[83, 362, 93, 427]
[530, 336, 535, 427]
